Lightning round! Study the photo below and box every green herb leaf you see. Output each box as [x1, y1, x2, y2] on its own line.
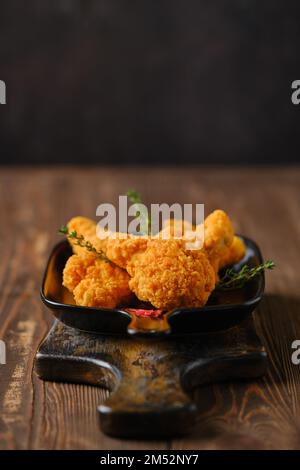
[126, 189, 151, 235]
[58, 226, 111, 263]
[59, 225, 68, 235]
[126, 189, 143, 205]
[216, 260, 275, 290]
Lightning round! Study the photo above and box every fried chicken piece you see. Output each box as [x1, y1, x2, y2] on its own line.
[155, 219, 204, 252]
[67, 216, 107, 255]
[157, 218, 195, 238]
[62, 253, 96, 292]
[156, 210, 235, 271]
[104, 210, 235, 309]
[127, 239, 215, 310]
[73, 279, 119, 308]
[64, 216, 149, 307]
[73, 260, 132, 308]
[63, 211, 238, 310]
[62, 253, 132, 308]
[104, 236, 148, 269]
[67, 216, 147, 269]
[201, 210, 235, 274]
[218, 236, 246, 270]
[64, 217, 126, 307]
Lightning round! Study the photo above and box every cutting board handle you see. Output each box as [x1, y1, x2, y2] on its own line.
[35, 319, 267, 439]
[98, 366, 197, 438]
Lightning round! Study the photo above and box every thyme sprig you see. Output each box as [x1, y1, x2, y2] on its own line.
[126, 189, 143, 205]
[216, 260, 275, 290]
[126, 189, 151, 234]
[59, 226, 111, 263]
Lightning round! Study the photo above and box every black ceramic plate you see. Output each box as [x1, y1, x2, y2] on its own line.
[40, 236, 264, 336]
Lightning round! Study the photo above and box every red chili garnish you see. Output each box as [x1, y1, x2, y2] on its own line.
[126, 308, 164, 318]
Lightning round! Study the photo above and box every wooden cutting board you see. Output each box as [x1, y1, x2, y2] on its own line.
[34, 315, 267, 438]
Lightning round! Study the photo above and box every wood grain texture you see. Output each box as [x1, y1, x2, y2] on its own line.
[35, 317, 266, 439]
[0, 166, 299, 449]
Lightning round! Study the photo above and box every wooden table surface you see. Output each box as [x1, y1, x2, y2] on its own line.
[0, 166, 299, 450]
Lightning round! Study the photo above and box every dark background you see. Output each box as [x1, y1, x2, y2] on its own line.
[0, 0, 299, 165]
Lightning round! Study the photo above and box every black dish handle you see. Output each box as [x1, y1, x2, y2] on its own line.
[126, 311, 171, 336]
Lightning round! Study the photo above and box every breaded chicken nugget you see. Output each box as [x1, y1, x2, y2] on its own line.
[67, 216, 147, 269]
[67, 216, 107, 255]
[156, 211, 235, 257]
[157, 218, 195, 238]
[218, 235, 246, 270]
[201, 210, 234, 273]
[62, 253, 132, 309]
[128, 239, 215, 310]
[155, 219, 204, 251]
[105, 236, 148, 269]
[63, 211, 239, 310]
[73, 259, 132, 308]
[62, 253, 96, 292]
[73, 279, 119, 308]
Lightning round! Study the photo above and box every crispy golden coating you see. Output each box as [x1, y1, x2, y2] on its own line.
[218, 236, 246, 270]
[62, 253, 132, 308]
[73, 260, 132, 308]
[64, 216, 143, 307]
[157, 218, 195, 238]
[155, 219, 204, 251]
[67, 216, 107, 255]
[63, 210, 242, 310]
[105, 236, 148, 269]
[201, 210, 235, 274]
[156, 211, 235, 257]
[73, 279, 119, 308]
[67, 216, 147, 269]
[62, 253, 96, 292]
[127, 239, 215, 310]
